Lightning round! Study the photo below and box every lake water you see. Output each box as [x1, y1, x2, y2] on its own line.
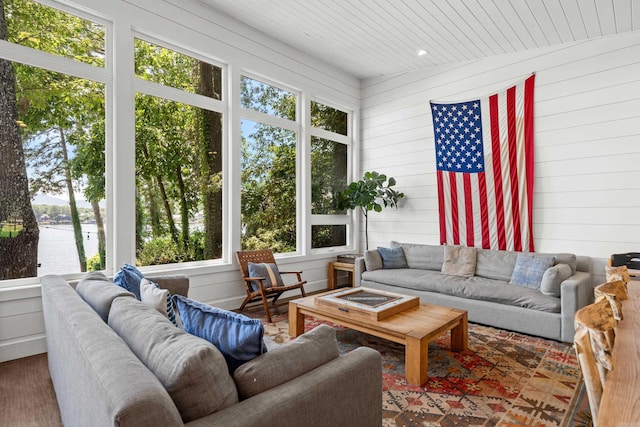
[37, 223, 100, 275]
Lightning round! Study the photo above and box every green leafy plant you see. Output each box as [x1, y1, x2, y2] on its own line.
[337, 171, 404, 250]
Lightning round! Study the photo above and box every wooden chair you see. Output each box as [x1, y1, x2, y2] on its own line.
[236, 249, 306, 323]
[594, 280, 627, 321]
[573, 299, 618, 426]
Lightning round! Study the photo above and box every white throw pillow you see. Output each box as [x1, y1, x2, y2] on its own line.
[140, 278, 181, 327]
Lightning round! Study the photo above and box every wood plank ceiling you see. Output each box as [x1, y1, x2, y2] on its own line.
[196, 0, 640, 79]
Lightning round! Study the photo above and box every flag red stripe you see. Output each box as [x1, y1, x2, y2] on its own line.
[478, 172, 490, 248]
[448, 172, 460, 245]
[489, 94, 506, 250]
[463, 173, 474, 247]
[524, 75, 536, 252]
[437, 170, 446, 245]
[507, 85, 522, 252]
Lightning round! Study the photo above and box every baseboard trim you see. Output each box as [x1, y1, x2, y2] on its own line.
[0, 334, 47, 363]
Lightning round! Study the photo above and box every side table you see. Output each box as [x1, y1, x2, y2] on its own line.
[328, 261, 355, 290]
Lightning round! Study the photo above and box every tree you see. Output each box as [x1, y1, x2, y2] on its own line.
[7, 0, 105, 273]
[337, 171, 404, 250]
[0, 0, 39, 279]
[197, 62, 223, 259]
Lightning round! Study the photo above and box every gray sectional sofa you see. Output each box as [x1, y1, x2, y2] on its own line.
[41, 272, 382, 427]
[355, 242, 592, 342]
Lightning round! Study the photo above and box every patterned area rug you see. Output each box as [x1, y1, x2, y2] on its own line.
[262, 315, 586, 427]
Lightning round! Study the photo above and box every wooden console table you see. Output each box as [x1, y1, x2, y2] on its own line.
[597, 281, 640, 425]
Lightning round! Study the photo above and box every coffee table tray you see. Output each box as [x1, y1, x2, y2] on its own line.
[315, 287, 419, 321]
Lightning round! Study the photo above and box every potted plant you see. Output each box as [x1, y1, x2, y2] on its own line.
[337, 171, 404, 250]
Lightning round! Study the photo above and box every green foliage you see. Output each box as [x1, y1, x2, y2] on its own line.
[86, 253, 102, 271]
[137, 236, 182, 266]
[137, 230, 207, 266]
[337, 171, 404, 249]
[337, 171, 404, 214]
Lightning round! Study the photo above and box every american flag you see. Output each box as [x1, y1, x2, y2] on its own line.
[430, 74, 535, 252]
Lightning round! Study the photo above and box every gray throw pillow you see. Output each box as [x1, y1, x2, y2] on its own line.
[510, 254, 555, 289]
[108, 297, 239, 422]
[76, 271, 134, 322]
[364, 249, 383, 271]
[441, 245, 477, 277]
[539, 263, 572, 297]
[377, 246, 408, 269]
[233, 324, 339, 400]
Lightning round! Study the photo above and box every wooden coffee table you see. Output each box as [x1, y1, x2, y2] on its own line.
[289, 289, 468, 386]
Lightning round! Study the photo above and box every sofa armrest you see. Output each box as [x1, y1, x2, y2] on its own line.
[233, 325, 339, 399]
[187, 346, 382, 427]
[354, 256, 365, 287]
[147, 274, 189, 297]
[41, 275, 183, 427]
[560, 270, 593, 342]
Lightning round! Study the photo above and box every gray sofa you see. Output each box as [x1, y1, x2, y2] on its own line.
[355, 242, 592, 342]
[41, 272, 382, 427]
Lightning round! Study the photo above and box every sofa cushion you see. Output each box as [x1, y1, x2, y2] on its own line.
[361, 268, 561, 312]
[173, 295, 266, 373]
[391, 241, 443, 270]
[364, 249, 383, 271]
[233, 324, 339, 400]
[108, 297, 238, 422]
[113, 263, 145, 300]
[377, 246, 408, 269]
[140, 278, 180, 327]
[76, 271, 134, 322]
[475, 249, 519, 281]
[441, 245, 476, 277]
[510, 254, 555, 289]
[540, 264, 572, 297]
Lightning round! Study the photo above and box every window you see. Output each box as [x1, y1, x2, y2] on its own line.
[309, 101, 351, 249]
[0, 0, 356, 284]
[240, 76, 298, 253]
[4, 0, 105, 67]
[0, 0, 106, 279]
[134, 38, 224, 265]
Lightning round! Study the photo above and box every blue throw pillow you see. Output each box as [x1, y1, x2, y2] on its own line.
[113, 263, 145, 300]
[247, 262, 284, 292]
[510, 254, 555, 289]
[172, 294, 266, 373]
[377, 246, 408, 269]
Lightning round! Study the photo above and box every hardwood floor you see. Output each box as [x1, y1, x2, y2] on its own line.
[0, 353, 62, 427]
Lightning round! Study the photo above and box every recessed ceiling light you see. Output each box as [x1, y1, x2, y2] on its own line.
[416, 49, 428, 57]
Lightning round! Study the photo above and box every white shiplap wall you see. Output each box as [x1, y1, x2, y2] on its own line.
[0, 0, 359, 362]
[359, 31, 640, 286]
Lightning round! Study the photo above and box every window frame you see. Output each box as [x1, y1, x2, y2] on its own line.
[308, 97, 354, 254]
[238, 72, 303, 256]
[131, 32, 229, 267]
